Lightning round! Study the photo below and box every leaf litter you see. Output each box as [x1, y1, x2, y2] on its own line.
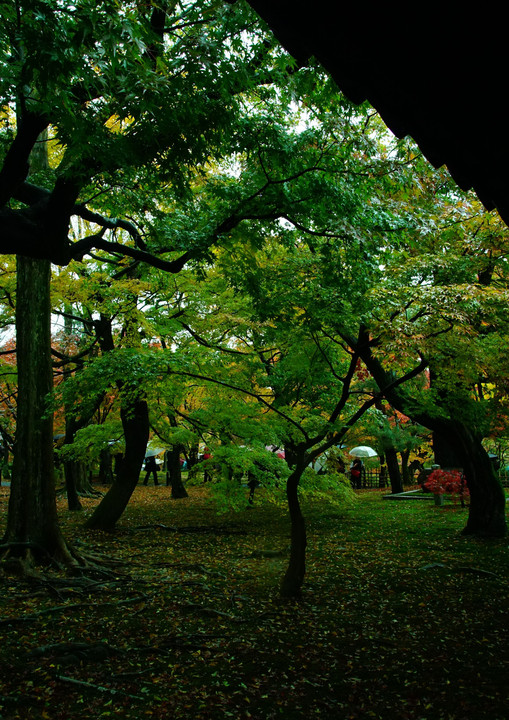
[0, 485, 508, 719]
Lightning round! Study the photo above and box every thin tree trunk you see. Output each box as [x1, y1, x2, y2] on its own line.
[64, 460, 82, 512]
[63, 416, 82, 511]
[84, 312, 149, 529]
[280, 462, 307, 598]
[65, 457, 94, 504]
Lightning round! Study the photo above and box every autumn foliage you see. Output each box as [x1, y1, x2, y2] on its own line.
[424, 468, 469, 501]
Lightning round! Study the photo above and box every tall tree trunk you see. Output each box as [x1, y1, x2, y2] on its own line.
[63, 415, 97, 505]
[84, 312, 149, 529]
[63, 416, 82, 512]
[2, 258, 73, 566]
[166, 415, 187, 498]
[64, 460, 82, 512]
[64, 456, 94, 504]
[440, 422, 506, 537]
[85, 397, 149, 530]
[61, 304, 83, 510]
[433, 430, 463, 468]
[166, 445, 187, 498]
[400, 449, 411, 485]
[280, 461, 307, 598]
[98, 447, 114, 484]
[385, 447, 403, 494]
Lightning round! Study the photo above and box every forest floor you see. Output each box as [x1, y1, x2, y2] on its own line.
[0, 482, 508, 720]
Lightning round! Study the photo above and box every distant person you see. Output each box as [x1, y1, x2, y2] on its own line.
[350, 458, 363, 489]
[143, 456, 159, 486]
[201, 447, 213, 482]
[247, 466, 262, 505]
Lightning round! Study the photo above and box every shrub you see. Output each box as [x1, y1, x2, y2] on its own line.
[424, 468, 469, 503]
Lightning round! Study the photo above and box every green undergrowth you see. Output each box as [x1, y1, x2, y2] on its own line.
[1, 485, 508, 719]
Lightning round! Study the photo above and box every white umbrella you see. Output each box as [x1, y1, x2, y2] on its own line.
[349, 445, 378, 458]
[145, 447, 166, 458]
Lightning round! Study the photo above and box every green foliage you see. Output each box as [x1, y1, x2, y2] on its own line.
[197, 443, 289, 511]
[2, 0, 509, 528]
[298, 469, 356, 508]
[57, 420, 123, 464]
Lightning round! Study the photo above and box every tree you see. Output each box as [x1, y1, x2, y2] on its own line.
[1, 120, 79, 567]
[1, 256, 76, 568]
[343, 190, 509, 535]
[149, 242, 422, 597]
[0, 0, 318, 554]
[213, 138, 509, 540]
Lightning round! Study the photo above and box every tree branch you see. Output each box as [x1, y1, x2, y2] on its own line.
[167, 367, 310, 441]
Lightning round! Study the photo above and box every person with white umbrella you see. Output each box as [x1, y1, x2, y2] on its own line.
[349, 446, 377, 488]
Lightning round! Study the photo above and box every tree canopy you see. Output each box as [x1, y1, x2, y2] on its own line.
[1, 0, 509, 593]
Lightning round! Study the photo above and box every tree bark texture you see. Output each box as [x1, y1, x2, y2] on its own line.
[3, 257, 72, 564]
[63, 415, 84, 511]
[433, 430, 463, 468]
[64, 459, 82, 512]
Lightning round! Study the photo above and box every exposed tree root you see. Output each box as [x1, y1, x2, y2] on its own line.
[56, 485, 104, 499]
[179, 601, 274, 624]
[0, 542, 66, 574]
[0, 537, 131, 585]
[157, 562, 227, 578]
[30, 641, 122, 664]
[130, 523, 247, 535]
[0, 594, 151, 627]
[55, 674, 144, 701]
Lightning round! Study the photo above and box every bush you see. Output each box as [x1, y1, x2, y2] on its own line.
[424, 468, 469, 503]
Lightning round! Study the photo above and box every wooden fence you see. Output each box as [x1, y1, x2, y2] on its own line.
[359, 468, 509, 490]
[360, 469, 387, 489]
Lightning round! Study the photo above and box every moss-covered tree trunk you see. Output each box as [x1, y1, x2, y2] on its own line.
[2, 258, 73, 566]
